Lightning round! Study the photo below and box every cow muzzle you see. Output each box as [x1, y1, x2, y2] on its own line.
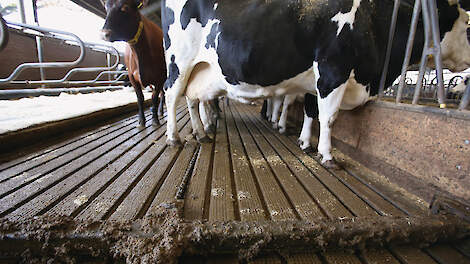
[101, 29, 112, 42]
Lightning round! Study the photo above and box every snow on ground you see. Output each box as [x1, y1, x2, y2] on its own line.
[0, 87, 152, 134]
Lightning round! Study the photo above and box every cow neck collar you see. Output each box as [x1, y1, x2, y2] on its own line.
[127, 20, 144, 45]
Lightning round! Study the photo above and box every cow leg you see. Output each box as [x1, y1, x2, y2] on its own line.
[165, 79, 184, 147]
[151, 86, 160, 126]
[298, 93, 318, 150]
[132, 84, 146, 128]
[210, 98, 221, 120]
[266, 98, 273, 122]
[260, 100, 268, 120]
[316, 83, 347, 169]
[158, 90, 165, 116]
[278, 94, 296, 134]
[187, 97, 211, 143]
[298, 111, 315, 153]
[270, 96, 283, 129]
[200, 101, 216, 135]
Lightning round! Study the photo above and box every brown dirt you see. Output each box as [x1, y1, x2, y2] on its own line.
[1, 204, 469, 263]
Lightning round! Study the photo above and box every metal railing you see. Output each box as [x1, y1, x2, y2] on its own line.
[380, 0, 470, 110]
[0, 14, 9, 53]
[0, 20, 128, 87]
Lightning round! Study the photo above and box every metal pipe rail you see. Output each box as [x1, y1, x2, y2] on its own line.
[0, 14, 9, 52]
[0, 20, 86, 84]
[0, 20, 128, 87]
[391, 0, 447, 108]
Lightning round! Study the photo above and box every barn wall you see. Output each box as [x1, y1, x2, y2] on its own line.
[289, 101, 470, 203]
[0, 28, 121, 89]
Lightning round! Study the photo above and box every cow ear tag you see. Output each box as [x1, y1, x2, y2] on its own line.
[137, 2, 143, 9]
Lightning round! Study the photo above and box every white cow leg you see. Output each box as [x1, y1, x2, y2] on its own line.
[278, 94, 296, 134]
[165, 84, 183, 146]
[187, 97, 211, 143]
[316, 83, 347, 169]
[298, 112, 315, 153]
[200, 101, 216, 135]
[271, 96, 283, 129]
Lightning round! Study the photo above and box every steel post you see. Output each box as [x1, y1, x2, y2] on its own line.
[397, 0, 421, 103]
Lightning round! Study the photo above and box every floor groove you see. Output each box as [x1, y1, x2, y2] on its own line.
[0, 102, 467, 264]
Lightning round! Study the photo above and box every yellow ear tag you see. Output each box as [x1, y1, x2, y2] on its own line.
[137, 2, 143, 9]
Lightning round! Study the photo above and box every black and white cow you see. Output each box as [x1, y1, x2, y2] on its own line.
[162, 0, 470, 168]
[262, 94, 304, 134]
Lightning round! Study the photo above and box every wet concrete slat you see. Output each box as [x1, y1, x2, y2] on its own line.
[239, 104, 352, 219]
[229, 104, 296, 220]
[183, 139, 214, 221]
[286, 253, 322, 264]
[110, 120, 193, 221]
[360, 248, 400, 264]
[206, 255, 239, 264]
[303, 137, 406, 216]
[390, 246, 439, 264]
[225, 101, 267, 221]
[0, 104, 184, 182]
[249, 255, 282, 264]
[322, 251, 362, 264]
[329, 149, 427, 216]
[0, 120, 142, 191]
[425, 245, 470, 264]
[0, 112, 148, 177]
[240, 104, 376, 217]
[146, 142, 198, 214]
[0, 120, 162, 217]
[40, 111, 189, 218]
[76, 119, 191, 221]
[234, 104, 323, 220]
[239, 103, 384, 264]
[208, 101, 237, 221]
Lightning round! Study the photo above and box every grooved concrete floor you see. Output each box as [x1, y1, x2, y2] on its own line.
[0, 101, 468, 263]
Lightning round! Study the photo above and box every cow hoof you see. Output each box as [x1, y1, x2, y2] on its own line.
[166, 138, 183, 147]
[136, 123, 146, 129]
[302, 146, 315, 154]
[198, 135, 212, 143]
[152, 119, 161, 126]
[205, 124, 217, 135]
[272, 123, 278, 129]
[323, 159, 341, 170]
[279, 127, 286, 134]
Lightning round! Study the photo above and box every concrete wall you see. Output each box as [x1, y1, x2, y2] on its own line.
[289, 101, 470, 203]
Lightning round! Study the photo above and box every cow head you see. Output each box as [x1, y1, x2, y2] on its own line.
[101, 0, 147, 42]
[437, 0, 470, 72]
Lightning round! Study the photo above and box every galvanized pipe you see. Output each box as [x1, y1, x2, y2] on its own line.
[396, 0, 421, 103]
[379, 0, 401, 98]
[0, 20, 124, 86]
[0, 20, 86, 83]
[0, 15, 8, 52]
[11, 42, 122, 85]
[428, 0, 446, 108]
[17, 0, 26, 24]
[412, 0, 432, 105]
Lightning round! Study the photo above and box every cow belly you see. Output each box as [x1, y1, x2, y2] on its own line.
[225, 67, 316, 102]
[340, 72, 373, 110]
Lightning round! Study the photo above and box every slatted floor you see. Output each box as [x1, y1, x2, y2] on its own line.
[0, 101, 469, 263]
